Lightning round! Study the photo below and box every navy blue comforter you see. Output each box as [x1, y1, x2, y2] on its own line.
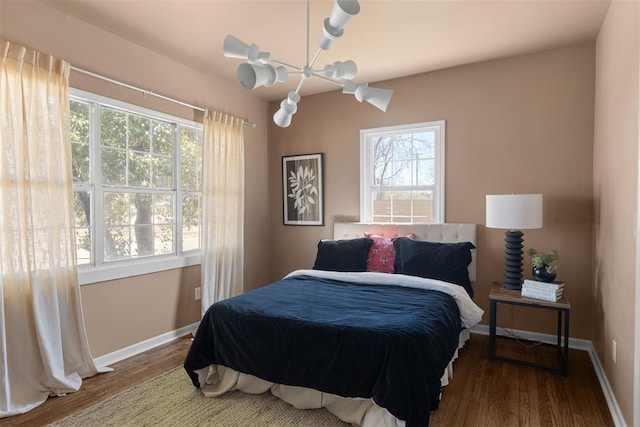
[184, 275, 461, 426]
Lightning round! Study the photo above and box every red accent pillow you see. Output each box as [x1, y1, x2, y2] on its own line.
[364, 233, 415, 273]
[365, 234, 396, 273]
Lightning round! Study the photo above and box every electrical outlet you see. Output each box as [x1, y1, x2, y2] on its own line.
[194, 286, 201, 301]
[613, 340, 617, 364]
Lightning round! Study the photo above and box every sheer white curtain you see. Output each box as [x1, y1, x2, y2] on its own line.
[0, 41, 103, 418]
[201, 110, 245, 313]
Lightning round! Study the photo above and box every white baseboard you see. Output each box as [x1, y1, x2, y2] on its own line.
[471, 325, 626, 427]
[93, 321, 200, 368]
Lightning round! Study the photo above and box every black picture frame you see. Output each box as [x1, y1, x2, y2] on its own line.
[282, 153, 324, 226]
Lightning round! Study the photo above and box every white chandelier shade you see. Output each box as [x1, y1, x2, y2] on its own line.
[317, 0, 360, 50]
[236, 63, 288, 90]
[342, 80, 394, 112]
[223, 0, 393, 128]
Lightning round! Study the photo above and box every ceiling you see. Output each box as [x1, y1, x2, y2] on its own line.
[47, 0, 611, 102]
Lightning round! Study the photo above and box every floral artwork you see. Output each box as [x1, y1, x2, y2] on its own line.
[282, 153, 324, 225]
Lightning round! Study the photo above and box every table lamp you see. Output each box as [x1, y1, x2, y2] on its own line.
[486, 194, 543, 290]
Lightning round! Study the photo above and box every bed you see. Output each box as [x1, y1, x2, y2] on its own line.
[184, 222, 483, 426]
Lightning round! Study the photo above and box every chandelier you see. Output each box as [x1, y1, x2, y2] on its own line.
[223, 0, 393, 128]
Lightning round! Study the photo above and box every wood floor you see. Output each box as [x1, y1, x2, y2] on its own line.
[1, 333, 614, 427]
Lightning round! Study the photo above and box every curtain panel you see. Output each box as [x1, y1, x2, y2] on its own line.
[0, 40, 103, 418]
[201, 110, 245, 313]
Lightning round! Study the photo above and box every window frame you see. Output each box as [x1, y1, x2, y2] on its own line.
[360, 120, 446, 223]
[70, 88, 202, 285]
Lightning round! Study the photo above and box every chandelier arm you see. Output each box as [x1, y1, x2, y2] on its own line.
[311, 73, 345, 87]
[271, 59, 303, 71]
[294, 76, 307, 95]
[306, 0, 310, 67]
[308, 48, 323, 69]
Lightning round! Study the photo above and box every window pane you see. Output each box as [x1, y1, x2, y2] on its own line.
[389, 160, 412, 186]
[390, 134, 413, 161]
[100, 108, 126, 149]
[154, 194, 174, 223]
[413, 132, 434, 158]
[416, 159, 434, 186]
[71, 101, 91, 184]
[101, 148, 126, 186]
[128, 151, 151, 187]
[180, 127, 201, 154]
[374, 137, 437, 188]
[104, 192, 131, 226]
[180, 126, 202, 191]
[73, 191, 91, 227]
[73, 200, 92, 267]
[371, 190, 433, 223]
[372, 136, 392, 186]
[103, 192, 175, 262]
[180, 158, 201, 191]
[70, 101, 90, 143]
[71, 142, 90, 184]
[105, 226, 131, 261]
[182, 223, 200, 252]
[152, 156, 173, 189]
[152, 121, 173, 156]
[129, 115, 151, 152]
[154, 225, 173, 255]
[182, 194, 200, 251]
[132, 224, 154, 257]
[75, 228, 91, 265]
[413, 192, 434, 222]
[130, 193, 153, 226]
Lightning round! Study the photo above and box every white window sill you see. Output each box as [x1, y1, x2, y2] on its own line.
[78, 252, 201, 285]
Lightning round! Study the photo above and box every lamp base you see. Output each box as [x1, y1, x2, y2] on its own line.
[503, 230, 524, 290]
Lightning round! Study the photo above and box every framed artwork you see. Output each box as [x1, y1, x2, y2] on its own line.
[282, 153, 324, 226]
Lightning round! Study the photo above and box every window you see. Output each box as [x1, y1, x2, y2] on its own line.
[70, 89, 202, 283]
[360, 121, 445, 223]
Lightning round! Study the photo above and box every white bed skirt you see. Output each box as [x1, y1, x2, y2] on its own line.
[195, 329, 470, 426]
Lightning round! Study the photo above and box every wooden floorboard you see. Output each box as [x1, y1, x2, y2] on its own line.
[1, 334, 614, 426]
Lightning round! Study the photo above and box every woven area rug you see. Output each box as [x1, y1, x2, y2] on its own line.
[51, 367, 349, 426]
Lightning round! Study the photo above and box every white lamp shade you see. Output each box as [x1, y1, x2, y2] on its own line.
[223, 35, 251, 58]
[223, 34, 272, 64]
[486, 194, 543, 230]
[328, 0, 360, 31]
[354, 84, 393, 112]
[317, 18, 344, 50]
[236, 63, 286, 90]
[273, 92, 300, 128]
[317, 0, 360, 49]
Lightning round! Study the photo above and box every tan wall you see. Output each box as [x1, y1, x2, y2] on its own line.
[269, 43, 596, 339]
[81, 266, 201, 357]
[0, 1, 272, 357]
[594, 1, 640, 424]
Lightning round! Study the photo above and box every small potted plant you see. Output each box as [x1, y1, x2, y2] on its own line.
[528, 248, 559, 282]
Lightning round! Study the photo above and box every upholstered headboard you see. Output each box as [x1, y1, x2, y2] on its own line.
[333, 222, 477, 282]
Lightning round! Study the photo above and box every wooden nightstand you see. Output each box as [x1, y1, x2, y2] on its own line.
[488, 283, 571, 376]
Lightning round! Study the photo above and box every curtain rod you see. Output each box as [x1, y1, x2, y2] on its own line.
[70, 66, 256, 128]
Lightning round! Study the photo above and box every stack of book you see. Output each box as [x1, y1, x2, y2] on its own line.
[521, 279, 564, 302]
